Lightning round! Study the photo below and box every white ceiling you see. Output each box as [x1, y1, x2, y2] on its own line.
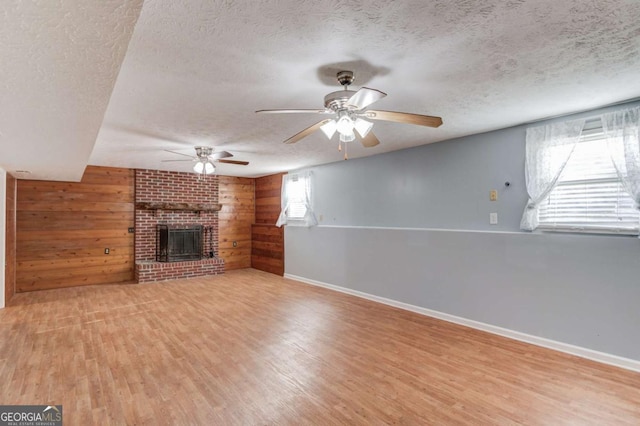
[0, 0, 144, 181]
[3, 0, 640, 180]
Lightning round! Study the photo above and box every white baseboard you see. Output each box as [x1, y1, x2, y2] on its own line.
[284, 273, 640, 373]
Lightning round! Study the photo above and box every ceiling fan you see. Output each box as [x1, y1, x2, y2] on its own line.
[162, 146, 249, 175]
[256, 70, 443, 159]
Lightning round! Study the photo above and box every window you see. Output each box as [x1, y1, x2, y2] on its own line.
[538, 121, 640, 233]
[276, 172, 317, 227]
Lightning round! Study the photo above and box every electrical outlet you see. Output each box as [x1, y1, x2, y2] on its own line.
[128, 227, 135, 233]
[104, 248, 110, 254]
[489, 212, 498, 225]
[490, 190, 498, 201]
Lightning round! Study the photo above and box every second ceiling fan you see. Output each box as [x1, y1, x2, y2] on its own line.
[163, 146, 249, 175]
[257, 71, 443, 158]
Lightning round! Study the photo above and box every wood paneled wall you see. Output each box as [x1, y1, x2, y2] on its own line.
[5, 174, 17, 305]
[16, 166, 135, 292]
[219, 176, 255, 271]
[252, 173, 285, 276]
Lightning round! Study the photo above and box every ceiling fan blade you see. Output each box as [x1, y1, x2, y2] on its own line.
[363, 110, 443, 128]
[218, 159, 249, 166]
[163, 149, 195, 158]
[256, 109, 330, 114]
[284, 119, 333, 144]
[358, 131, 380, 148]
[161, 159, 194, 162]
[210, 151, 233, 160]
[347, 87, 387, 110]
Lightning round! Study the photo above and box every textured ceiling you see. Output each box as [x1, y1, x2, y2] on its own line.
[0, 0, 144, 181]
[4, 1, 640, 180]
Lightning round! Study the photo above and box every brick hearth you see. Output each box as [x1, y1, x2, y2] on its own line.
[135, 169, 224, 282]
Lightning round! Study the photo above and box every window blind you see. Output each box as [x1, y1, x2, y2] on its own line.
[538, 131, 639, 232]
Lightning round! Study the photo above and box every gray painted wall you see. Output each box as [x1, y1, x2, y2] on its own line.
[284, 100, 640, 361]
[286, 227, 640, 360]
[307, 125, 527, 232]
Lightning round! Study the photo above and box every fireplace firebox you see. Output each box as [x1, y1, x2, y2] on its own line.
[156, 224, 203, 262]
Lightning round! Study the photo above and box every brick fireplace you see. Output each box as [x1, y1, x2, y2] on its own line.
[134, 169, 224, 282]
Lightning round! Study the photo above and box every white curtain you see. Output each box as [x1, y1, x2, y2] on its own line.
[602, 106, 640, 235]
[276, 174, 291, 227]
[276, 171, 318, 227]
[520, 118, 586, 231]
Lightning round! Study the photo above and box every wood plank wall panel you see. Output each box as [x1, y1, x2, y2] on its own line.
[252, 173, 285, 276]
[254, 173, 284, 224]
[251, 225, 284, 276]
[5, 174, 17, 305]
[218, 176, 254, 271]
[16, 166, 135, 292]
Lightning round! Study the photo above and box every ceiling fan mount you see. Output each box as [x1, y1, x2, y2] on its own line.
[194, 146, 213, 158]
[325, 71, 360, 111]
[324, 89, 358, 112]
[257, 70, 443, 159]
[336, 70, 355, 87]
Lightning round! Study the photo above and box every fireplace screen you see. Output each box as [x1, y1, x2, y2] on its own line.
[156, 224, 203, 262]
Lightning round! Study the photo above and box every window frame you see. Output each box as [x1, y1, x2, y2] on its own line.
[280, 172, 315, 227]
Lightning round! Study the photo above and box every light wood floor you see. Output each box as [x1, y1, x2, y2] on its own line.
[1, 269, 639, 425]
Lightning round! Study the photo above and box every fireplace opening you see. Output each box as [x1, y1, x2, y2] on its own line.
[156, 224, 203, 262]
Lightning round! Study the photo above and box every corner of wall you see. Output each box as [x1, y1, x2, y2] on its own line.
[252, 173, 285, 275]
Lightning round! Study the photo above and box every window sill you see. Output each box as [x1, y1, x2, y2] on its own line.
[284, 220, 311, 227]
[537, 225, 639, 236]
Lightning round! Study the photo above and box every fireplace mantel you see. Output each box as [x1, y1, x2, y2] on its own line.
[136, 202, 222, 214]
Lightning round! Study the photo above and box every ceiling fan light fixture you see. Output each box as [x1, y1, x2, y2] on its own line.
[339, 131, 355, 143]
[320, 119, 337, 139]
[336, 115, 354, 135]
[354, 117, 373, 138]
[194, 160, 215, 174]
